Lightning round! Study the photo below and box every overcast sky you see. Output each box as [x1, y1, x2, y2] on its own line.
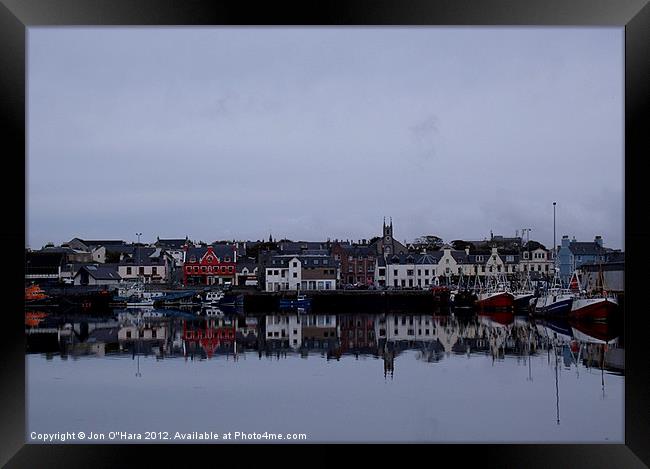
[27, 27, 623, 250]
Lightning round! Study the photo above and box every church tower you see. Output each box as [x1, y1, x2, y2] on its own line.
[383, 217, 393, 241]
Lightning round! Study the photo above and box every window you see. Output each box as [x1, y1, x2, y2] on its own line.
[425, 269, 429, 276]
[293, 262, 298, 267]
[201, 266, 206, 272]
[152, 329, 157, 338]
[407, 269, 414, 276]
[126, 330, 132, 338]
[225, 257, 231, 262]
[323, 259, 328, 264]
[127, 267, 132, 275]
[152, 267, 157, 275]
[193, 266, 198, 272]
[293, 272, 297, 278]
[379, 268, 385, 276]
[228, 266, 233, 272]
[139, 267, 145, 275]
[393, 269, 398, 276]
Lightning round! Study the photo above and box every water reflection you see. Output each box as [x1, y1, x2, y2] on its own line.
[26, 308, 624, 442]
[25, 308, 624, 375]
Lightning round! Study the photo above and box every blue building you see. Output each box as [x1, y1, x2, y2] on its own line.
[557, 235, 608, 282]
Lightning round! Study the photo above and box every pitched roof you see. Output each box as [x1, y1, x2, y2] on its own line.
[76, 265, 122, 280]
[569, 242, 605, 256]
[155, 237, 188, 249]
[185, 244, 236, 262]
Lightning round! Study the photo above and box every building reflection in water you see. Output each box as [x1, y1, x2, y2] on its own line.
[25, 308, 624, 379]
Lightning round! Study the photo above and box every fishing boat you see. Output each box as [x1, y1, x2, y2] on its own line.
[512, 273, 535, 312]
[451, 272, 477, 310]
[533, 272, 574, 318]
[114, 281, 166, 308]
[568, 270, 619, 322]
[475, 273, 514, 311]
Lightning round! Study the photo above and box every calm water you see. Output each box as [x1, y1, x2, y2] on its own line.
[26, 308, 624, 443]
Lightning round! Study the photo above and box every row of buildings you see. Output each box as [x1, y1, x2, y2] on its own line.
[25, 219, 624, 292]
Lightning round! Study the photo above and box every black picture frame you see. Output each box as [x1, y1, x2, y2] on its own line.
[2, 0, 648, 466]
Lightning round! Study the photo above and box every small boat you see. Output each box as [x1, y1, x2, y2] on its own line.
[203, 290, 225, 305]
[279, 294, 311, 310]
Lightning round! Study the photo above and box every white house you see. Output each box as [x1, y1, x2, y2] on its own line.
[265, 254, 337, 292]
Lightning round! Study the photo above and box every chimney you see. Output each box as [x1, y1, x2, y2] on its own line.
[594, 236, 603, 247]
[561, 235, 570, 248]
[465, 246, 470, 255]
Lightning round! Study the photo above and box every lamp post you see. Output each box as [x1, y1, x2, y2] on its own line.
[136, 232, 142, 284]
[553, 202, 557, 272]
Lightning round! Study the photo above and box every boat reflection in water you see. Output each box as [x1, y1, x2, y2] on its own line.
[26, 307, 625, 443]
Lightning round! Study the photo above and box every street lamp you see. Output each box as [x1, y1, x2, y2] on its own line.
[552, 202, 557, 271]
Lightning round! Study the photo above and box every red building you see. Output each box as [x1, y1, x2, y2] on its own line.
[331, 241, 376, 287]
[183, 244, 237, 286]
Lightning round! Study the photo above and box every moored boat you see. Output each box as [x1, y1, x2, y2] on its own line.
[279, 294, 311, 310]
[534, 290, 574, 317]
[570, 296, 618, 322]
[476, 291, 514, 310]
[567, 270, 619, 322]
[475, 273, 514, 311]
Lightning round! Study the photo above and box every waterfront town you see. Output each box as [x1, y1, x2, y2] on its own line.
[25, 218, 623, 294]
